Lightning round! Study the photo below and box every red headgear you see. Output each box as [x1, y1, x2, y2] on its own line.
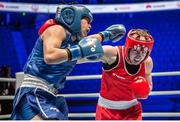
[124, 29, 154, 64]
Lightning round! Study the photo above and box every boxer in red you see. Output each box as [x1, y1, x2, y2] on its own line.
[95, 29, 154, 120]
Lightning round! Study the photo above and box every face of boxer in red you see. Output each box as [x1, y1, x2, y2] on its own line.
[124, 29, 154, 65]
[129, 45, 148, 65]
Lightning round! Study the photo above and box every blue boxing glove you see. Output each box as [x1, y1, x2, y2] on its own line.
[99, 24, 126, 42]
[66, 38, 104, 61]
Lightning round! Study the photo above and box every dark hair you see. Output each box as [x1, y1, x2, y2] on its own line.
[129, 29, 152, 42]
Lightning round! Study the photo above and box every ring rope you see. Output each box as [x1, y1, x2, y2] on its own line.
[1, 112, 180, 119]
[60, 90, 180, 98]
[0, 71, 179, 119]
[68, 112, 180, 117]
[66, 71, 180, 80]
[1, 90, 180, 100]
[151, 71, 180, 77]
[0, 78, 16, 82]
[0, 71, 180, 82]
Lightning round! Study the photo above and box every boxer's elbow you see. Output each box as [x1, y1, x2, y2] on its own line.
[43, 48, 58, 64]
[44, 54, 54, 64]
[44, 52, 67, 64]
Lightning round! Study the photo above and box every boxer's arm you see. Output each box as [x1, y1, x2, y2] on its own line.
[99, 24, 126, 42]
[77, 45, 118, 64]
[130, 57, 153, 99]
[145, 56, 153, 92]
[41, 24, 69, 64]
[66, 38, 103, 61]
[87, 24, 126, 43]
[87, 34, 103, 42]
[101, 46, 118, 64]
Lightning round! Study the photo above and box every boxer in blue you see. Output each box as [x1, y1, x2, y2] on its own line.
[10, 5, 126, 120]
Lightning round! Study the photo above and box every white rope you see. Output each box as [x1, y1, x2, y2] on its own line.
[150, 91, 180, 95]
[142, 112, 180, 117]
[66, 75, 102, 80]
[0, 78, 16, 82]
[58, 93, 99, 98]
[151, 71, 180, 77]
[68, 112, 180, 117]
[1, 112, 180, 119]
[66, 71, 180, 80]
[0, 71, 179, 119]
[60, 90, 180, 98]
[0, 91, 180, 100]
[0, 96, 14, 100]
[0, 71, 180, 82]
[69, 113, 95, 118]
[18, 71, 174, 81]
[0, 114, 11, 119]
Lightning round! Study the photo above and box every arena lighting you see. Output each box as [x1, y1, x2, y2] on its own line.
[22, 12, 26, 16]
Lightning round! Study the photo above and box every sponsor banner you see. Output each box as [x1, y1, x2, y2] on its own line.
[48, 4, 57, 13]
[176, 1, 180, 8]
[0, 2, 5, 9]
[0, 2, 49, 13]
[0, 1, 180, 13]
[144, 1, 180, 11]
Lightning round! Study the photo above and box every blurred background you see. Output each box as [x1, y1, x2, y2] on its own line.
[0, 0, 180, 120]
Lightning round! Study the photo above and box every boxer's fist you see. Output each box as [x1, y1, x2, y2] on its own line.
[99, 24, 126, 42]
[131, 76, 149, 99]
[66, 38, 103, 61]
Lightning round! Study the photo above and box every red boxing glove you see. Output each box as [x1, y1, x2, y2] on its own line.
[131, 76, 149, 99]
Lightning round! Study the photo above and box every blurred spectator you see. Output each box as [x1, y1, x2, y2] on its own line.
[0, 65, 14, 116]
[0, 65, 11, 78]
[0, 65, 15, 95]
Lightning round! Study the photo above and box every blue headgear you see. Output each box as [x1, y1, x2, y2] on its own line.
[55, 5, 93, 42]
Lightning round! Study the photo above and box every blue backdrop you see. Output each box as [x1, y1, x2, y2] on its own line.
[0, 9, 180, 120]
